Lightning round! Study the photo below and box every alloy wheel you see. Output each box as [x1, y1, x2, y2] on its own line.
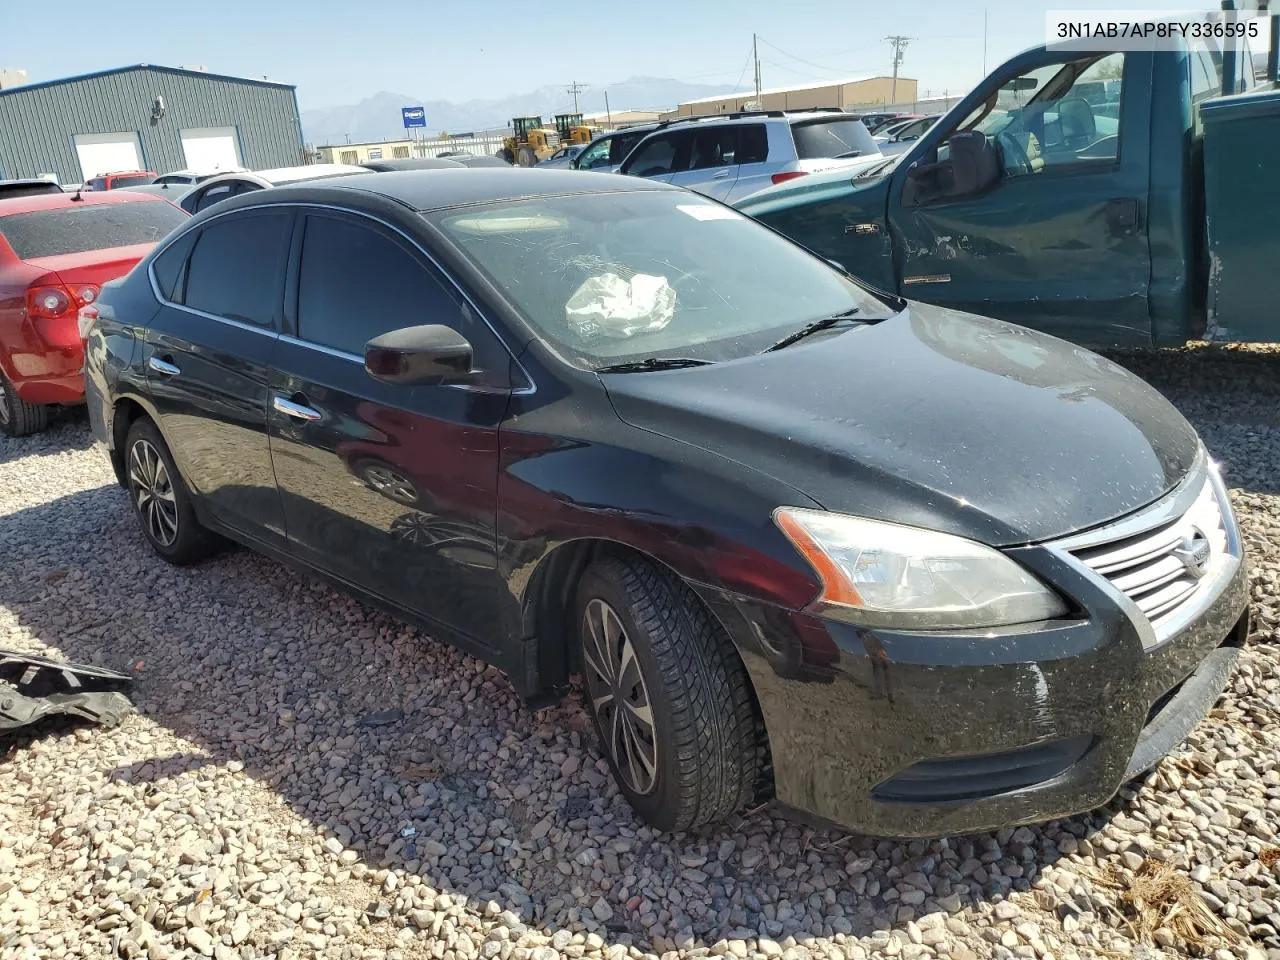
[581, 598, 659, 795]
[129, 439, 179, 547]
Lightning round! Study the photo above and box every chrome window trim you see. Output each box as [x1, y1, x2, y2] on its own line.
[1044, 448, 1243, 651]
[147, 200, 535, 395]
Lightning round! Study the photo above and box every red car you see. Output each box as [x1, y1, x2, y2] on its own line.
[0, 191, 188, 436]
[85, 171, 157, 191]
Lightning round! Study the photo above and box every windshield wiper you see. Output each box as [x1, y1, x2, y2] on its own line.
[595, 357, 715, 374]
[834, 149, 864, 158]
[764, 308, 861, 352]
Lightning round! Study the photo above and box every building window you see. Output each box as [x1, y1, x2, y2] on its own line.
[393, 145, 410, 159]
[340, 150, 358, 164]
[368, 148, 383, 160]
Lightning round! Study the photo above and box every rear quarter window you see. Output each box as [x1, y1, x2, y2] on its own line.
[0, 201, 190, 259]
[790, 118, 879, 160]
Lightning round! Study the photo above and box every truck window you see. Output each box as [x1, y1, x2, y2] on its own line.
[980, 53, 1125, 178]
[1190, 39, 1224, 103]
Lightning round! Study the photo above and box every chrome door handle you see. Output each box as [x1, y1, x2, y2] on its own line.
[148, 356, 181, 376]
[273, 395, 322, 421]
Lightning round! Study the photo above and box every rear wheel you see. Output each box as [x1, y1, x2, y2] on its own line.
[0, 373, 49, 438]
[124, 418, 221, 565]
[516, 146, 538, 167]
[575, 555, 761, 831]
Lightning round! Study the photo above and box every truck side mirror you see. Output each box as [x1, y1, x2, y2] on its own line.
[902, 132, 1000, 206]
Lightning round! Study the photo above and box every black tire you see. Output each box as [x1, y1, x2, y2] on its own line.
[497, 148, 514, 163]
[124, 418, 220, 565]
[0, 372, 49, 437]
[516, 146, 538, 168]
[575, 554, 761, 831]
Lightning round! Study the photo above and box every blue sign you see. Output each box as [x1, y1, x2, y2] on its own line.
[402, 106, 426, 129]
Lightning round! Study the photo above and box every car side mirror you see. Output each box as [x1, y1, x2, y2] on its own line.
[365, 324, 473, 385]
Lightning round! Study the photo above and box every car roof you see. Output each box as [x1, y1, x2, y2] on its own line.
[361, 157, 466, 172]
[0, 189, 166, 216]
[234, 168, 677, 213]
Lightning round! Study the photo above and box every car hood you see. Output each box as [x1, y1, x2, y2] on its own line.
[603, 303, 1201, 547]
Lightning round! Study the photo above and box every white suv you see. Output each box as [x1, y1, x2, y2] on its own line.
[617, 110, 883, 202]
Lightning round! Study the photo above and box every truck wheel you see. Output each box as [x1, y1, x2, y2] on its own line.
[0, 373, 49, 437]
[575, 554, 761, 831]
[497, 148, 514, 163]
[124, 418, 222, 565]
[516, 146, 538, 167]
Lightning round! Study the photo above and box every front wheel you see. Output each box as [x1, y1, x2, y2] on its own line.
[575, 555, 762, 831]
[124, 418, 221, 565]
[0, 373, 49, 437]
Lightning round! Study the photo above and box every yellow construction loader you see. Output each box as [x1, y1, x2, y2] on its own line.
[497, 116, 557, 167]
[554, 113, 594, 146]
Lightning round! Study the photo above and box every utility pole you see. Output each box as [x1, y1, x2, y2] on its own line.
[885, 35, 913, 103]
[604, 90, 612, 125]
[753, 33, 762, 100]
[566, 80, 587, 114]
[983, 8, 989, 75]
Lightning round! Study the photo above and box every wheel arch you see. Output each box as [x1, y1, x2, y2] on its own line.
[519, 536, 775, 799]
[109, 392, 160, 487]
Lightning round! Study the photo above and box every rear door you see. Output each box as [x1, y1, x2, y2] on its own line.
[722, 124, 773, 201]
[669, 125, 741, 200]
[142, 208, 292, 546]
[267, 208, 513, 649]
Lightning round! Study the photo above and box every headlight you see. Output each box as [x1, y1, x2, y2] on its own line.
[774, 508, 1068, 629]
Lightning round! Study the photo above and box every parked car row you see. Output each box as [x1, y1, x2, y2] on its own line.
[562, 109, 884, 202]
[1, 101, 1251, 843]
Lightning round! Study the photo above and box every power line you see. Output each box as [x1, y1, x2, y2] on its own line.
[731, 44, 755, 92]
[566, 80, 588, 113]
[757, 37, 853, 76]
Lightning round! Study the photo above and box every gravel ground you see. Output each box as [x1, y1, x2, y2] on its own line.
[2, 345, 1279, 960]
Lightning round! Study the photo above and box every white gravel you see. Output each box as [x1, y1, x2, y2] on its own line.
[2, 345, 1279, 960]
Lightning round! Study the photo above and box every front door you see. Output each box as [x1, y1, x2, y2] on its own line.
[142, 207, 292, 547]
[893, 51, 1153, 346]
[268, 209, 513, 649]
[619, 129, 691, 186]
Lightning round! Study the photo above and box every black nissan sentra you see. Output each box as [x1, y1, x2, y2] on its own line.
[84, 169, 1249, 837]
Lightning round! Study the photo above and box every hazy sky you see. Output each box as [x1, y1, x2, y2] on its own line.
[0, 0, 1225, 109]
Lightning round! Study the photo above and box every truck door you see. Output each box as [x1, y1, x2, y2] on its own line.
[891, 51, 1154, 346]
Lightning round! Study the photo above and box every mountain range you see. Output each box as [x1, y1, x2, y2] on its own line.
[300, 77, 740, 146]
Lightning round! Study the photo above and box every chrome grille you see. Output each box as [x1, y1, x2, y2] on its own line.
[1068, 475, 1231, 633]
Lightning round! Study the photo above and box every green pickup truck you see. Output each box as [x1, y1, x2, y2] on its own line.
[736, 24, 1280, 346]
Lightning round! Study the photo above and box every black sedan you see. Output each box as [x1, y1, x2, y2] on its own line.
[83, 169, 1249, 837]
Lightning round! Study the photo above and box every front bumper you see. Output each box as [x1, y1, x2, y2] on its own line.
[698, 470, 1250, 838]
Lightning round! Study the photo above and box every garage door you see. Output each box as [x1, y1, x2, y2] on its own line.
[73, 132, 143, 180]
[180, 127, 242, 172]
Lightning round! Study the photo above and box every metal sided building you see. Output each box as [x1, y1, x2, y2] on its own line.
[0, 65, 305, 184]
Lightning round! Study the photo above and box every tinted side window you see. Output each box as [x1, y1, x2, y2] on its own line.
[151, 230, 198, 301]
[610, 132, 645, 165]
[296, 214, 508, 385]
[623, 133, 684, 176]
[738, 124, 769, 164]
[182, 210, 291, 327]
[196, 183, 235, 212]
[688, 126, 739, 170]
